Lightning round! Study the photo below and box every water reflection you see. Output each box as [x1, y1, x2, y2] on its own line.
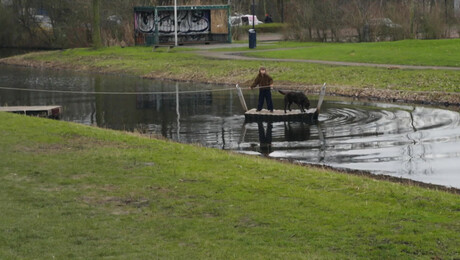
[0, 48, 32, 58]
[284, 122, 311, 142]
[1, 65, 460, 188]
[258, 122, 273, 156]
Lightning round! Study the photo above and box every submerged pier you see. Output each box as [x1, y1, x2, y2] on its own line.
[237, 83, 327, 123]
[0, 106, 62, 119]
[244, 108, 319, 122]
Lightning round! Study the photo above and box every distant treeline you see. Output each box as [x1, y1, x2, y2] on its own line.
[237, 0, 460, 42]
[0, 0, 459, 48]
[0, 0, 153, 48]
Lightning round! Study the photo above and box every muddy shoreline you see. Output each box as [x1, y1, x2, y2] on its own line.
[2, 55, 460, 109]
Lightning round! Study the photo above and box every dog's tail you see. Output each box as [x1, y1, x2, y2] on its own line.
[278, 90, 288, 96]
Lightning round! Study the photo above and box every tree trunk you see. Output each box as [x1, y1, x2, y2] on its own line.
[92, 0, 102, 49]
[280, 0, 284, 23]
[445, 0, 448, 23]
[410, 0, 416, 38]
[262, 0, 267, 17]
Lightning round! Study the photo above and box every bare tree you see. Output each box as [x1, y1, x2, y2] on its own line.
[92, 0, 102, 48]
[342, 0, 381, 42]
[1, 0, 459, 47]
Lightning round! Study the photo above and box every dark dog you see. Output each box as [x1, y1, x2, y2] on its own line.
[279, 90, 310, 113]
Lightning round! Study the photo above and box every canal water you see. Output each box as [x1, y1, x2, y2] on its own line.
[0, 48, 37, 58]
[1, 64, 459, 189]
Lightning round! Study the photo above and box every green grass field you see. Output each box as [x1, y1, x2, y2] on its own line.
[1, 112, 459, 259]
[4, 45, 459, 93]
[239, 23, 286, 33]
[245, 39, 460, 67]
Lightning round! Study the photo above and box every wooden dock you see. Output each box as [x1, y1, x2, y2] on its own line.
[0, 106, 62, 119]
[238, 83, 327, 123]
[244, 108, 318, 122]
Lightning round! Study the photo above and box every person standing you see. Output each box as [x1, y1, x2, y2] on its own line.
[251, 66, 274, 112]
[264, 14, 273, 23]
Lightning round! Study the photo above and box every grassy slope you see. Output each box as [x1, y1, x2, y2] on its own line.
[210, 41, 320, 52]
[238, 23, 286, 33]
[210, 41, 321, 52]
[246, 39, 460, 67]
[7, 46, 460, 93]
[0, 112, 459, 259]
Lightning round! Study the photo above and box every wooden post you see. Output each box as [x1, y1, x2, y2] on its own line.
[316, 83, 327, 112]
[176, 82, 181, 141]
[235, 84, 248, 112]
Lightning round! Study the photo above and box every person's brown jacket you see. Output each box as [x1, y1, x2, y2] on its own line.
[251, 74, 273, 89]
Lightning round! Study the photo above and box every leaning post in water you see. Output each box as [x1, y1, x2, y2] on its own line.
[315, 83, 327, 118]
[235, 84, 248, 112]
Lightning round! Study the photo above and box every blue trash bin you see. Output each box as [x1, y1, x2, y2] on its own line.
[249, 29, 257, 49]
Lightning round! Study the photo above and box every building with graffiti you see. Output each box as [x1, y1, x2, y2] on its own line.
[134, 5, 231, 45]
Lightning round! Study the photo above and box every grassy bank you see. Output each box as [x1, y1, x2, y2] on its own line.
[1, 46, 459, 96]
[1, 112, 459, 259]
[240, 23, 285, 33]
[232, 23, 285, 40]
[245, 39, 460, 67]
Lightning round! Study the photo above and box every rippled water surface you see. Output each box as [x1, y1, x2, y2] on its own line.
[1, 65, 459, 188]
[0, 48, 35, 58]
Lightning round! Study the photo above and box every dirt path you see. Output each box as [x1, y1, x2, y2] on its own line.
[197, 49, 460, 71]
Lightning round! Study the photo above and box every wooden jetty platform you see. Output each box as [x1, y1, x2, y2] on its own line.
[0, 106, 62, 119]
[236, 83, 327, 123]
[244, 108, 319, 122]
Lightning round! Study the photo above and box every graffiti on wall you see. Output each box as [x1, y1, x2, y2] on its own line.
[135, 12, 155, 33]
[455, 0, 460, 17]
[159, 10, 210, 34]
[135, 10, 210, 35]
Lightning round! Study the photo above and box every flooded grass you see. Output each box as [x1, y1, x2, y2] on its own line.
[0, 112, 459, 259]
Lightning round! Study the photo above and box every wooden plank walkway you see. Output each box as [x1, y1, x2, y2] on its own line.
[242, 83, 327, 123]
[0, 106, 62, 119]
[244, 108, 318, 122]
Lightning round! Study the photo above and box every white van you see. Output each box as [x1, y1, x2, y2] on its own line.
[230, 15, 263, 26]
